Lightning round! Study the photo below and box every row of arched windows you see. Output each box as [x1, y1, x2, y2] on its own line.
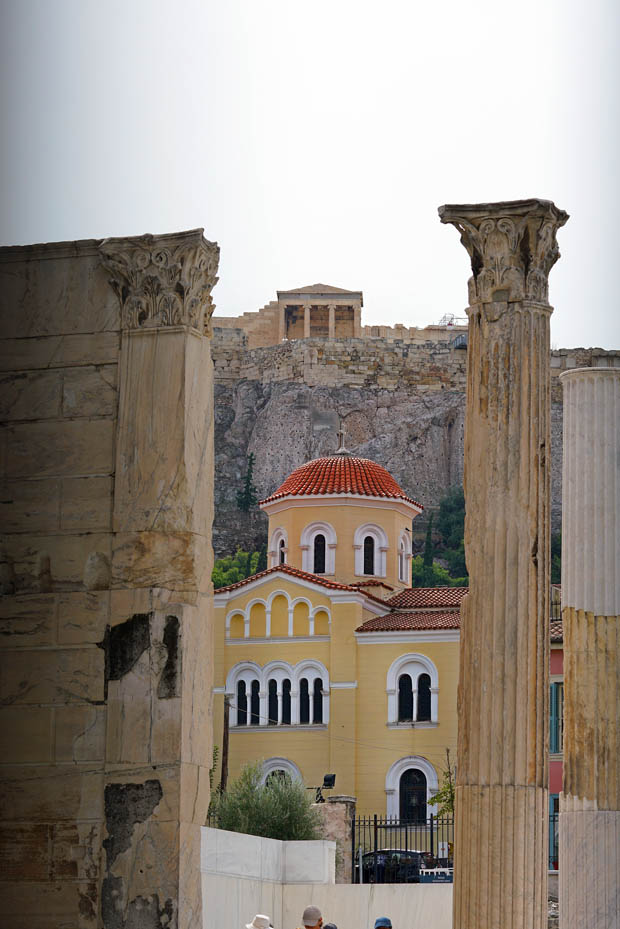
[225, 592, 330, 640]
[398, 672, 431, 722]
[270, 522, 412, 580]
[227, 660, 329, 727]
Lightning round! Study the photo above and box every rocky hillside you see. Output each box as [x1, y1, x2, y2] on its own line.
[213, 378, 564, 558]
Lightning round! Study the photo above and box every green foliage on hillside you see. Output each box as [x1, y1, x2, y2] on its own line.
[413, 486, 468, 587]
[551, 532, 561, 584]
[212, 545, 267, 589]
[210, 761, 321, 841]
[236, 453, 258, 512]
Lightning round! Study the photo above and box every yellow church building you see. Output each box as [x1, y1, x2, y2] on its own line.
[212, 440, 466, 819]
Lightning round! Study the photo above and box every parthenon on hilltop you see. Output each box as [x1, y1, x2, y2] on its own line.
[214, 282, 468, 348]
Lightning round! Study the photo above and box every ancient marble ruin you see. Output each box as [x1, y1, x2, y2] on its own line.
[0, 230, 218, 929]
[559, 367, 620, 928]
[439, 199, 568, 929]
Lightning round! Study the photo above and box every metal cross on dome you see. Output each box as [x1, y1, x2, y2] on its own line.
[334, 420, 350, 456]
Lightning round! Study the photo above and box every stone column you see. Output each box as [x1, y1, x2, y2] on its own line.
[278, 303, 286, 342]
[353, 305, 362, 337]
[304, 304, 311, 338]
[559, 368, 620, 929]
[439, 199, 568, 929]
[328, 303, 336, 338]
[99, 230, 219, 929]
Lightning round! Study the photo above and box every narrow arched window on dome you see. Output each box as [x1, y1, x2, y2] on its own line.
[313, 534, 326, 574]
[279, 538, 286, 565]
[363, 535, 375, 575]
[417, 673, 431, 721]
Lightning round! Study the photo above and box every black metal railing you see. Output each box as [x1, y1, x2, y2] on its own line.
[351, 814, 454, 883]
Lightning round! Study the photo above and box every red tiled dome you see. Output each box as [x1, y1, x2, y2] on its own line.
[260, 455, 422, 507]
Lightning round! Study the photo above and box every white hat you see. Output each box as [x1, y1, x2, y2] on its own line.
[246, 916, 271, 929]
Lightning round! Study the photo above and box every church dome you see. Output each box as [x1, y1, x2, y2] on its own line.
[260, 455, 422, 507]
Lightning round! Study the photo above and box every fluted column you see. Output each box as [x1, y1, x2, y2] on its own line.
[559, 368, 620, 929]
[439, 199, 568, 929]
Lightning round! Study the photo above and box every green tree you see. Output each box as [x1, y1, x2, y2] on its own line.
[412, 555, 467, 588]
[236, 453, 258, 512]
[256, 543, 268, 573]
[423, 515, 434, 568]
[430, 748, 456, 816]
[437, 485, 465, 550]
[210, 761, 321, 841]
[212, 548, 263, 589]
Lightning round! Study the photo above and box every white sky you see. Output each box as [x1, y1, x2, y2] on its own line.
[1, 0, 619, 348]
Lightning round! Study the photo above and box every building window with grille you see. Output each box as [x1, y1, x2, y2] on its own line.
[550, 681, 564, 754]
[399, 768, 427, 822]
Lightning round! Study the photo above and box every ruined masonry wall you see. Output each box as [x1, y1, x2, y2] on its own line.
[0, 233, 218, 929]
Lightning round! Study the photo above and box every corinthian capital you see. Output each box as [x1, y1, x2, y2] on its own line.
[99, 228, 219, 334]
[438, 199, 568, 306]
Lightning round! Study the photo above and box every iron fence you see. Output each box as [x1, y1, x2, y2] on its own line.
[549, 811, 559, 870]
[351, 814, 454, 883]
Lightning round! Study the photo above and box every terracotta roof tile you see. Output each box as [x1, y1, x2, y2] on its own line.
[356, 610, 461, 632]
[213, 564, 387, 605]
[387, 587, 468, 608]
[260, 456, 422, 507]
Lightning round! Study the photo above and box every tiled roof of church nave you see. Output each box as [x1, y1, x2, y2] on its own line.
[213, 563, 388, 605]
[356, 610, 462, 632]
[260, 455, 423, 507]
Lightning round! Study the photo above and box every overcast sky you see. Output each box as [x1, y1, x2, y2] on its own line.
[1, 0, 618, 348]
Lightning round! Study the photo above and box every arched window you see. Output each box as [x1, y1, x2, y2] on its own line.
[300, 678, 310, 724]
[268, 679, 278, 725]
[398, 529, 412, 583]
[354, 523, 388, 577]
[313, 678, 323, 724]
[237, 680, 247, 726]
[363, 535, 375, 575]
[261, 757, 303, 786]
[399, 769, 427, 822]
[386, 654, 439, 725]
[282, 679, 291, 725]
[268, 528, 288, 568]
[417, 673, 431, 721]
[266, 769, 288, 787]
[250, 680, 260, 725]
[279, 539, 286, 565]
[398, 674, 413, 721]
[313, 534, 326, 574]
[300, 522, 337, 574]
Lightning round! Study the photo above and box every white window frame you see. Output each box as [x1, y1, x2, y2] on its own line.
[300, 521, 337, 575]
[385, 755, 439, 818]
[261, 757, 303, 785]
[386, 653, 439, 724]
[354, 523, 388, 577]
[398, 529, 412, 582]
[268, 527, 288, 568]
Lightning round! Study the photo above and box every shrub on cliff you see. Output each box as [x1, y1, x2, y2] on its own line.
[210, 761, 321, 841]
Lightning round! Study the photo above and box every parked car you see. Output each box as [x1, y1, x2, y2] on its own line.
[355, 849, 427, 883]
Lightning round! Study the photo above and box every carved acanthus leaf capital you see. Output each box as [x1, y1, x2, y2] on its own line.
[99, 229, 219, 334]
[438, 199, 568, 306]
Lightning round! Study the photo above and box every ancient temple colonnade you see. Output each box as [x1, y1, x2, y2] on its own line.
[439, 199, 568, 929]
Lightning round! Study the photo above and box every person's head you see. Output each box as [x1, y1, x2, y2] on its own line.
[246, 916, 271, 929]
[374, 919, 392, 929]
[302, 905, 322, 928]
[323, 923, 337, 929]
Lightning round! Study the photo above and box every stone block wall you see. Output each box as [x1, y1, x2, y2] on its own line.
[0, 231, 219, 929]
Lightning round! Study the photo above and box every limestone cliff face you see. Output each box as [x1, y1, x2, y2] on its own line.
[211, 331, 617, 557]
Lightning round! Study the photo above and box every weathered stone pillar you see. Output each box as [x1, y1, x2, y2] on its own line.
[439, 199, 568, 929]
[99, 230, 219, 929]
[328, 303, 336, 339]
[353, 305, 362, 337]
[304, 303, 311, 338]
[278, 304, 286, 342]
[559, 367, 620, 929]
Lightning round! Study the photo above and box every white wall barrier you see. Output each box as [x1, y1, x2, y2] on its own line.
[201, 827, 452, 929]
